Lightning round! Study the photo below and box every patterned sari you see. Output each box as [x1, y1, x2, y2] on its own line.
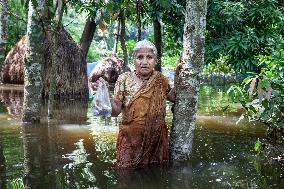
[114, 71, 170, 169]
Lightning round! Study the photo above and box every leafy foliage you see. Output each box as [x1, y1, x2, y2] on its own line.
[228, 48, 284, 149]
[6, 0, 27, 52]
[206, 0, 284, 72]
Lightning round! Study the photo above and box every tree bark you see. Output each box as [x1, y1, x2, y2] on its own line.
[22, 0, 45, 123]
[0, 0, 8, 76]
[48, 0, 64, 118]
[170, 0, 208, 161]
[0, 143, 6, 188]
[136, 0, 142, 41]
[79, 10, 102, 58]
[153, 18, 162, 71]
[112, 20, 120, 55]
[120, 10, 128, 72]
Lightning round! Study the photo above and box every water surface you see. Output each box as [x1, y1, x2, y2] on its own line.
[0, 85, 283, 189]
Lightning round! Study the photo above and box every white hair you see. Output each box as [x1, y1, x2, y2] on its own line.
[133, 39, 157, 56]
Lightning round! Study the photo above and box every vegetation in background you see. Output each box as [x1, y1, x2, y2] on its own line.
[6, 0, 27, 53]
[4, 0, 284, 73]
[228, 47, 284, 157]
[206, 0, 284, 72]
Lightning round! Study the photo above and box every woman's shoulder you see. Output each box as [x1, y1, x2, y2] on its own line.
[117, 71, 133, 81]
[155, 71, 169, 82]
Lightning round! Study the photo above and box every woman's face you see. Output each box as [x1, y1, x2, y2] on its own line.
[134, 48, 156, 76]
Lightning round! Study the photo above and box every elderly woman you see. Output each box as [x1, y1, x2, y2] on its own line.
[92, 40, 176, 169]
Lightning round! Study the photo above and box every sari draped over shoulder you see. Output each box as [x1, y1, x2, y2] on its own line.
[116, 71, 169, 169]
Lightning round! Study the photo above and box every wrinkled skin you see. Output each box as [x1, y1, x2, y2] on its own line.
[88, 56, 123, 84]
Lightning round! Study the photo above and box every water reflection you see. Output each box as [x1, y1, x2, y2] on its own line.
[0, 85, 284, 188]
[0, 143, 6, 189]
[0, 85, 23, 118]
[21, 123, 116, 189]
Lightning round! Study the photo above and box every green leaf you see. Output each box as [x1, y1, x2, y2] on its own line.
[254, 139, 262, 154]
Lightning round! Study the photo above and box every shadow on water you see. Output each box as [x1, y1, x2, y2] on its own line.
[0, 84, 283, 189]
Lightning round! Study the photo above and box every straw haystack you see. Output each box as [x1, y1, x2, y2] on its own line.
[1, 36, 26, 84]
[88, 56, 123, 84]
[42, 28, 88, 99]
[0, 28, 88, 99]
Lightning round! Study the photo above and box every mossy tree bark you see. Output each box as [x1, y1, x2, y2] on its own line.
[22, 0, 45, 123]
[0, 0, 8, 74]
[170, 0, 208, 161]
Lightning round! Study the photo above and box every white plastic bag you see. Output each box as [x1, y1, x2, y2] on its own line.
[92, 82, 112, 116]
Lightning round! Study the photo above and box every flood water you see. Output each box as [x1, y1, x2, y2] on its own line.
[0, 84, 284, 189]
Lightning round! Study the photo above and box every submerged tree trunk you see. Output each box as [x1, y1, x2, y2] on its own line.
[153, 18, 162, 71]
[170, 0, 208, 161]
[0, 0, 8, 75]
[22, 0, 45, 123]
[79, 10, 102, 58]
[48, 0, 64, 118]
[120, 10, 128, 72]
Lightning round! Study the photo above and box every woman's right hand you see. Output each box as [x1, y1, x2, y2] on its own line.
[90, 77, 108, 91]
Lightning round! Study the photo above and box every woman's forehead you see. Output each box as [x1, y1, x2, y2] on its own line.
[135, 48, 155, 55]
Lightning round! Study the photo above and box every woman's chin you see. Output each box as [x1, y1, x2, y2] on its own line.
[139, 69, 152, 75]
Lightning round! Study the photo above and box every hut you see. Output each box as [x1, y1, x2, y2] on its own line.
[88, 55, 123, 85]
[0, 28, 88, 100]
[1, 36, 26, 84]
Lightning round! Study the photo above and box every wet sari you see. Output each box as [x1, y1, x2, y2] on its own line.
[114, 71, 170, 169]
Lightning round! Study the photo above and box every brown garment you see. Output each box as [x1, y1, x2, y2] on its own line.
[116, 71, 169, 169]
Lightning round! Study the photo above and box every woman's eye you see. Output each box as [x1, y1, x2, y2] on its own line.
[137, 55, 143, 60]
[147, 55, 153, 59]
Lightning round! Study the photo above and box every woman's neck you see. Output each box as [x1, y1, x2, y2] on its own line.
[134, 71, 153, 82]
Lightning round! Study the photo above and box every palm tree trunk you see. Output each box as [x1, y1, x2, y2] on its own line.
[22, 0, 45, 123]
[170, 0, 208, 161]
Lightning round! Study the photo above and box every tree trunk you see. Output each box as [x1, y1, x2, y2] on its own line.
[136, 0, 142, 41]
[170, 0, 208, 161]
[79, 10, 102, 58]
[0, 0, 8, 76]
[22, 0, 45, 123]
[120, 10, 128, 72]
[153, 18, 162, 71]
[0, 143, 6, 188]
[112, 20, 120, 55]
[48, 0, 64, 118]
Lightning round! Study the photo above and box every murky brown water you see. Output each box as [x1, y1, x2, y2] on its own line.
[0, 84, 283, 189]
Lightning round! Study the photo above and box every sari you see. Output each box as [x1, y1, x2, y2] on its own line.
[115, 71, 170, 169]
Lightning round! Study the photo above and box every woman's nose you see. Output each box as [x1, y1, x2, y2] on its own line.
[141, 57, 148, 64]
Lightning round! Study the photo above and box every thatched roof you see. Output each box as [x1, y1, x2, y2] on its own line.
[88, 55, 123, 84]
[1, 36, 26, 84]
[0, 28, 88, 100]
[42, 28, 88, 99]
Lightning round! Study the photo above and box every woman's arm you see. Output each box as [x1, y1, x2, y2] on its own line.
[111, 97, 122, 117]
[167, 87, 176, 103]
[167, 61, 182, 103]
